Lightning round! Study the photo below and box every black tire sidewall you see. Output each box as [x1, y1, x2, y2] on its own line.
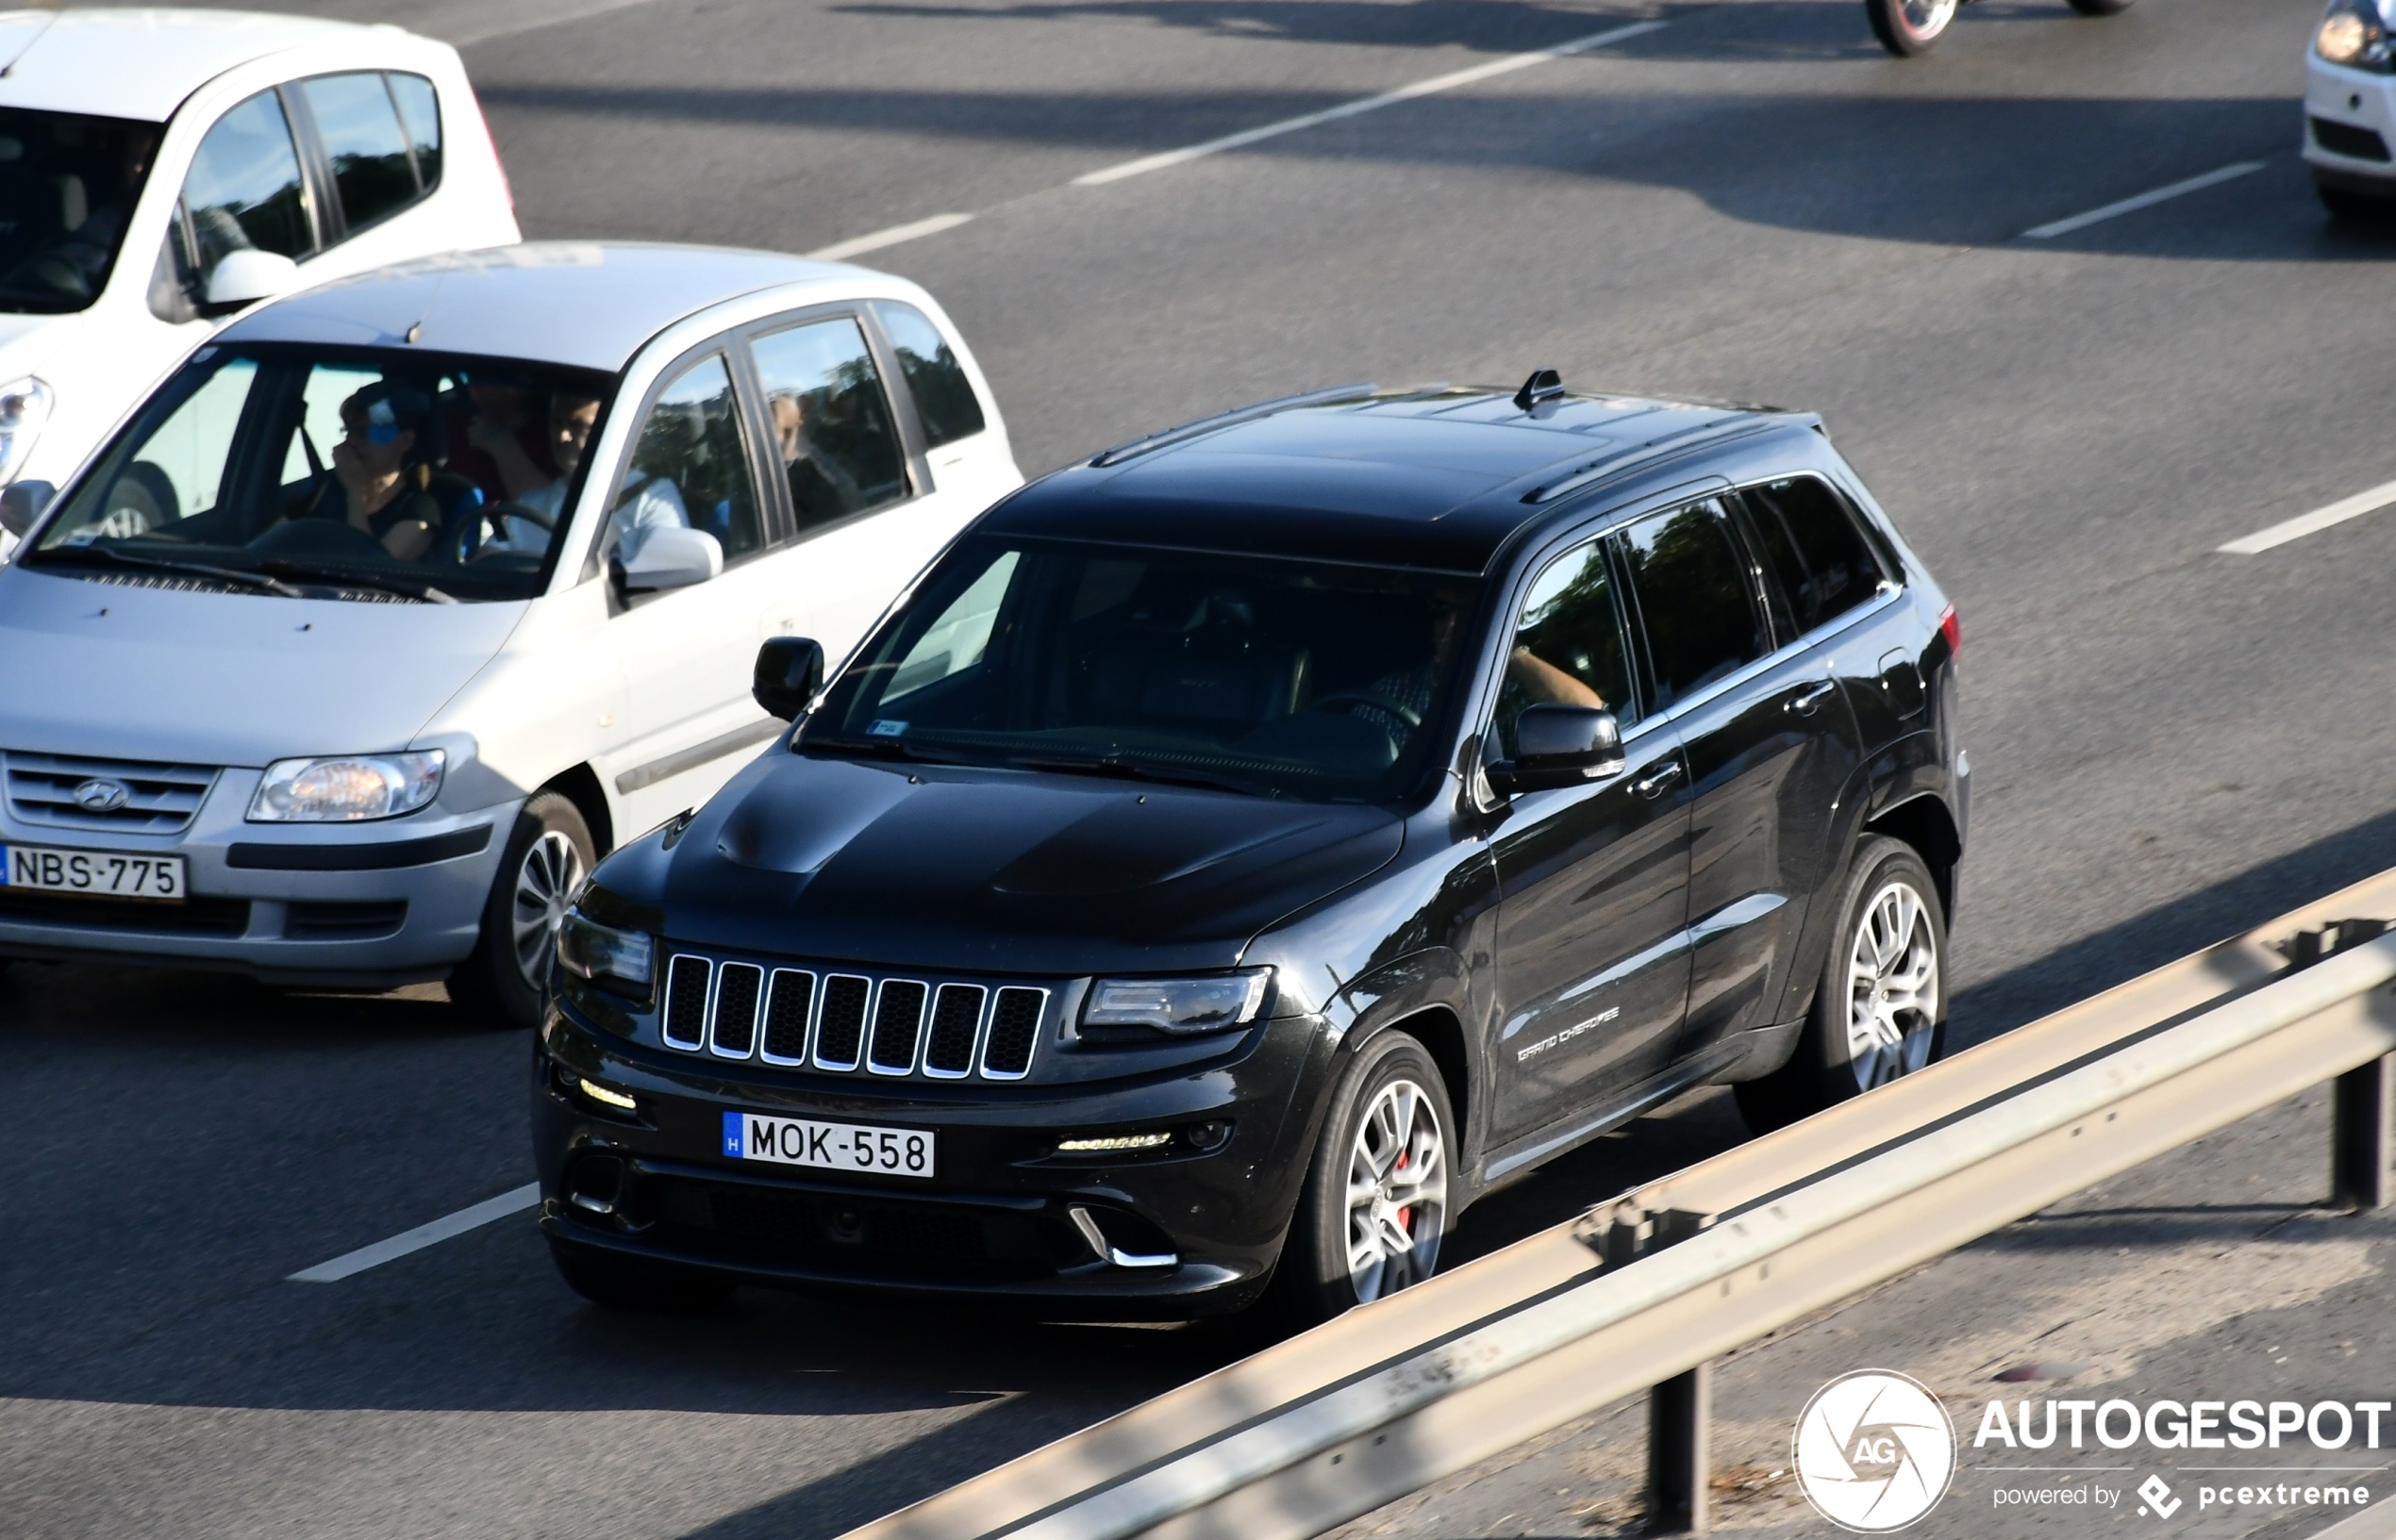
[452, 791, 594, 1028]
[1807, 836, 1947, 1088]
[1273, 1032, 1456, 1326]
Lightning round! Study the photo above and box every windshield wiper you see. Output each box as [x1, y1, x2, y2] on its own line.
[48, 543, 307, 598]
[1006, 753, 1285, 800]
[252, 559, 457, 604]
[802, 733, 953, 763]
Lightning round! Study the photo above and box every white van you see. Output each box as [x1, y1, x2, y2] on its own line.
[0, 242, 1022, 1023]
[0, 8, 522, 558]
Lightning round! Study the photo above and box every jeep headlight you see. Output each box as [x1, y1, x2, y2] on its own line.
[1083, 969, 1272, 1035]
[2319, 0, 2393, 69]
[247, 751, 445, 821]
[557, 908, 657, 1002]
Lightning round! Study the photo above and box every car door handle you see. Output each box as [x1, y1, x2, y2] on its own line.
[1633, 761, 1683, 799]
[1785, 680, 1839, 716]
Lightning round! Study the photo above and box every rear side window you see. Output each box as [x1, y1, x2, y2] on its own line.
[299, 74, 420, 231]
[874, 301, 986, 449]
[1740, 476, 1889, 637]
[182, 90, 314, 270]
[752, 316, 909, 533]
[387, 73, 442, 190]
[1618, 498, 1770, 710]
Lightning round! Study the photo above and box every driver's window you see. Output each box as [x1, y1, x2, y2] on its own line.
[1495, 538, 1638, 758]
[605, 353, 761, 579]
[179, 90, 315, 284]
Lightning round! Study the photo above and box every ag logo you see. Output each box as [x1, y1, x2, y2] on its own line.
[1792, 1369, 1957, 1532]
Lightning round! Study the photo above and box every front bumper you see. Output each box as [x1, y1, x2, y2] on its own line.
[533, 1002, 1326, 1316]
[0, 791, 518, 985]
[2305, 56, 2396, 185]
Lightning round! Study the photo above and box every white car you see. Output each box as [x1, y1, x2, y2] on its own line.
[0, 8, 520, 559]
[0, 242, 1023, 1024]
[2306, 0, 2396, 218]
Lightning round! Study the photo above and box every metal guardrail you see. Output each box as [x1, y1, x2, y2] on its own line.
[840, 869, 2396, 1540]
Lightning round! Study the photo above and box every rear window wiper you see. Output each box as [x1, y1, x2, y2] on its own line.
[251, 559, 457, 604]
[46, 543, 307, 598]
[1006, 753, 1286, 800]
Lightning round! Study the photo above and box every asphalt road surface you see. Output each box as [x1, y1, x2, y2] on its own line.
[8, 0, 2394, 1534]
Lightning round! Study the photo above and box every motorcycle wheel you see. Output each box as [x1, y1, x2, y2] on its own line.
[1866, 0, 1957, 55]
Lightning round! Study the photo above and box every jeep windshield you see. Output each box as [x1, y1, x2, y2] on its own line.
[807, 538, 1484, 802]
[27, 344, 616, 604]
[0, 108, 161, 314]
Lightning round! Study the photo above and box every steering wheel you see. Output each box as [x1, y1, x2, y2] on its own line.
[1307, 691, 1423, 733]
[445, 499, 556, 565]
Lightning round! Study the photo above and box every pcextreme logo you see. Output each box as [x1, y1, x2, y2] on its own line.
[1794, 1370, 1959, 1532]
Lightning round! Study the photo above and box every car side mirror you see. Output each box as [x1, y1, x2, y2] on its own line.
[1487, 704, 1623, 795]
[202, 249, 301, 311]
[754, 637, 824, 720]
[0, 478, 53, 538]
[619, 525, 723, 592]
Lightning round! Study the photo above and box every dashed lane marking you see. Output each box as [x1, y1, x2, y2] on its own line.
[288, 1183, 541, 1283]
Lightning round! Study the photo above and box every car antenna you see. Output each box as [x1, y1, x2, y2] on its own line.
[1514, 369, 1566, 412]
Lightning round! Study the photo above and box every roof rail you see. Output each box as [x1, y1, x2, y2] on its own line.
[1088, 383, 1378, 468]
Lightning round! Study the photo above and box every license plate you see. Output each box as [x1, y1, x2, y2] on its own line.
[723, 1110, 935, 1179]
[0, 844, 187, 902]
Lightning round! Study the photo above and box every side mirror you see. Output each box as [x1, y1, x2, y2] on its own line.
[619, 525, 723, 592]
[0, 478, 53, 538]
[1488, 704, 1623, 795]
[754, 637, 824, 720]
[203, 249, 301, 310]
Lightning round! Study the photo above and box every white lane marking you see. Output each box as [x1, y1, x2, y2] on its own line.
[808, 212, 976, 262]
[288, 1182, 541, 1283]
[2020, 161, 2266, 240]
[1072, 19, 1670, 187]
[423, 0, 669, 48]
[2218, 477, 2396, 555]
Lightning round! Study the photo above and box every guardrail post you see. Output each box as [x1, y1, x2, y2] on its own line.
[1647, 1363, 1710, 1533]
[2333, 1052, 2392, 1211]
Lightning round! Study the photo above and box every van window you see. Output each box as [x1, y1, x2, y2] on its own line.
[182, 91, 315, 277]
[0, 108, 161, 314]
[875, 301, 986, 449]
[752, 317, 908, 534]
[299, 74, 420, 231]
[28, 344, 614, 604]
[387, 74, 442, 191]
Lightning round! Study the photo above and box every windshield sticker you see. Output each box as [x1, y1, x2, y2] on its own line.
[868, 720, 907, 737]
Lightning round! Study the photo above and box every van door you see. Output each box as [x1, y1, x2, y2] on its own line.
[592, 350, 786, 832]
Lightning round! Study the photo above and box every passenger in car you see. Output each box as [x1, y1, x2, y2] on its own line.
[770, 389, 865, 527]
[281, 380, 451, 560]
[455, 370, 557, 502]
[1364, 598, 1605, 730]
[484, 390, 688, 567]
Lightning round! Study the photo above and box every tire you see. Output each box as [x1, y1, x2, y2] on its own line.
[2064, 0, 2133, 14]
[1270, 1032, 1456, 1328]
[2320, 185, 2396, 225]
[1734, 836, 1947, 1135]
[548, 1235, 730, 1312]
[1865, 0, 1957, 56]
[448, 790, 594, 1029]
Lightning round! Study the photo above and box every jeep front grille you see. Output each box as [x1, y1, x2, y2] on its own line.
[659, 951, 1050, 1082]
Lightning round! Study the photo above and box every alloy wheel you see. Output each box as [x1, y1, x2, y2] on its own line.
[1895, 0, 1956, 41]
[1344, 1077, 1447, 1302]
[1846, 878, 1939, 1091]
[511, 830, 586, 986]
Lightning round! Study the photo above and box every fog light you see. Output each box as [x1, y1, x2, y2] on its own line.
[578, 1077, 637, 1111]
[1057, 1131, 1173, 1153]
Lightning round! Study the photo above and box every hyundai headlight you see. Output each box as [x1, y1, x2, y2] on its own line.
[1083, 969, 1272, 1035]
[0, 376, 52, 484]
[247, 751, 445, 821]
[2318, 0, 2392, 69]
[557, 909, 657, 1002]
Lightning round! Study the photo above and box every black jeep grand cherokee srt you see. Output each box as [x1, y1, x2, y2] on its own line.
[535, 380, 1966, 1322]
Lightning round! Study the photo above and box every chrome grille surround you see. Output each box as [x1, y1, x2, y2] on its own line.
[658, 950, 1051, 1083]
[4, 750, 220, 835]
